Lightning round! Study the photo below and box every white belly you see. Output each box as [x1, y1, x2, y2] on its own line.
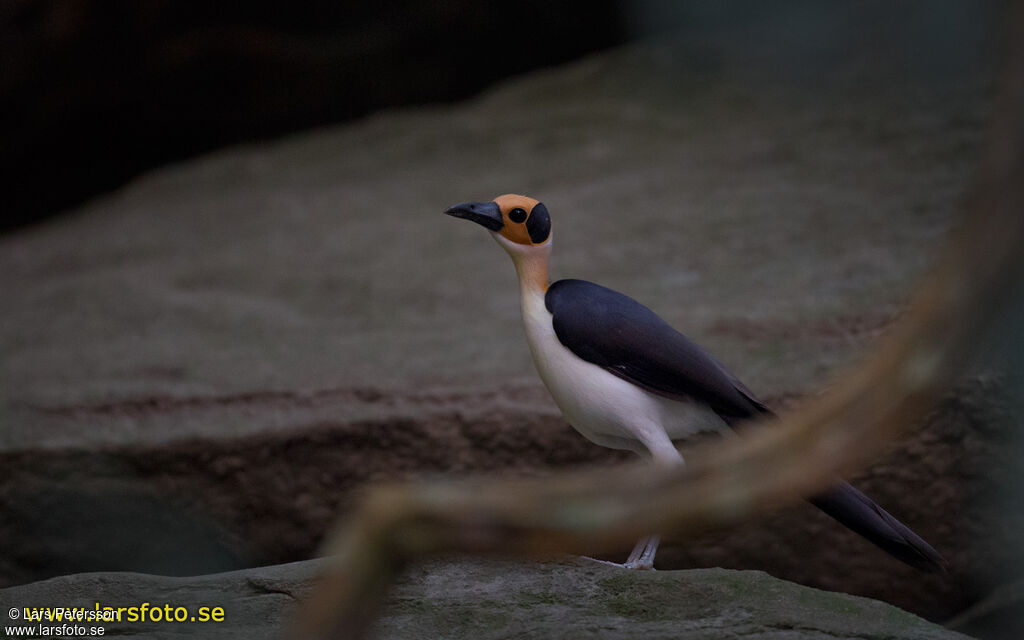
[519, 288, 726, 461]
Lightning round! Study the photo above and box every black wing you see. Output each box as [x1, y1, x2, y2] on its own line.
[545, 278, 947, 573]
[545, 279, 769, 422]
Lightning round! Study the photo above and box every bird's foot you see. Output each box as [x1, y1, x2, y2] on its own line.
[577, 533, 661, 570]
[622, 558, 656, 571]
[577, 556, 657, 570]
[580, 557, 628, 568]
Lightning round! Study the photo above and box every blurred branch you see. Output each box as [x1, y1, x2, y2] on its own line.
[292, 6, 1024, 640]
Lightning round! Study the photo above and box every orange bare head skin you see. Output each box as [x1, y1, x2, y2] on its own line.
[492, 194, 551, 246]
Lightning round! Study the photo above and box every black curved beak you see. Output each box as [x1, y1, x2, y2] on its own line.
[444, 201, 504, 231]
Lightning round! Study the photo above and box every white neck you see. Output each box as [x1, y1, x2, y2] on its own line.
[492, 232, 551, 297]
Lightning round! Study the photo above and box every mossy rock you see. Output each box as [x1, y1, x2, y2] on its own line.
[1, 557, 970, 639]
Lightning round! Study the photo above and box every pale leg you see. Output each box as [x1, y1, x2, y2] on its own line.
[580, 427, 683, 570]
[619, 428, 685, 570]
[624, 534, 661, 570]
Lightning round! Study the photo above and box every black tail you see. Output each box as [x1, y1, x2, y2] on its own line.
[809, 481, 947, 573]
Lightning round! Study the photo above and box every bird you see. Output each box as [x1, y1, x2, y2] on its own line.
[444, 193, 946, 572]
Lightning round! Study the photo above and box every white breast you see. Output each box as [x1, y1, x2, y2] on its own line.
[518, 287, 726, 463]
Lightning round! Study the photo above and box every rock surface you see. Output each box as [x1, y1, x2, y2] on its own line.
[0, 558, 972, 640]
[0, 5, 1013, 628]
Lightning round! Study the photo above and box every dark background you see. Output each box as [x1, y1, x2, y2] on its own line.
[4, 0, 630, 231]
[3, 0, 998, 232]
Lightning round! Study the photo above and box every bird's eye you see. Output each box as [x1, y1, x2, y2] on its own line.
[508, 208, 528, 223]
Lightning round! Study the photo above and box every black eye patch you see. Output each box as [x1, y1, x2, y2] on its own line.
[508, 207, 528, 223]
[526, 202, 551, 244]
